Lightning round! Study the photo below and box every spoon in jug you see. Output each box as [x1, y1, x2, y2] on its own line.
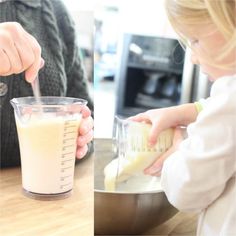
[31, 75, 43, 115]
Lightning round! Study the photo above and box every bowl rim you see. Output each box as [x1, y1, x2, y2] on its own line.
[94, 188, 164, 195]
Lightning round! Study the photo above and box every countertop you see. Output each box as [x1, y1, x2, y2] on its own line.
[1, 139, 198, 236]
[0, 154, 93, 236]
[144, 211, 198, 235]
[95, 138, 198, 236]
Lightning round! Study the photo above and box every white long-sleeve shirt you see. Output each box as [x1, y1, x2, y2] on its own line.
[161, 75, 236, 236]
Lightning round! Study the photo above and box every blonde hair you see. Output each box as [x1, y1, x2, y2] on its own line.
[165, 0, 236, 69]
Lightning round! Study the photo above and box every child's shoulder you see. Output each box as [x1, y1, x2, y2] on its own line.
[198, 75, 236, 121]
[211, 74, 236, 95]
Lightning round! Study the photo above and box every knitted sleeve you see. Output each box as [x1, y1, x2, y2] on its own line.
[51, 1, 94, 111]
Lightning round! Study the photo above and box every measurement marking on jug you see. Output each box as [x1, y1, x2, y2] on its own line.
[61, 175, 72, 181]
[60, 120, 77, 187]
[61, 166, 73, 172]
[65, 120, 76, 124]
[60, 183, 72, 189]
[64, 125, 77, 129]
[62, 145, 74, 151]
[63, 131, 76, 135]
[62, 152, 74, 158]
[61, 183, 71, 186]
[61, 158, 74, 164]
[63, 138, 75, 144]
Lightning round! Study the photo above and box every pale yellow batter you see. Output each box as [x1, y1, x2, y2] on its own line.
[16, 113, 82, 194]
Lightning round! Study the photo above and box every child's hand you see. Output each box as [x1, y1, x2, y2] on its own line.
[129, 104, 197, 145]
[0, 22, 44, 82]
[143, 127, 185, 176]
[76, 105, 94, 159]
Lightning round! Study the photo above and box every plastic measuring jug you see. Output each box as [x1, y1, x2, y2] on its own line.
[10, 96, 87, 200]
[104, 116, 174, 191]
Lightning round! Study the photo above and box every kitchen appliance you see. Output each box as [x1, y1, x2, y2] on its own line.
[115, 33, 210, 117]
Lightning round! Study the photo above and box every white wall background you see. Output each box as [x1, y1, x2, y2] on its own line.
[95, 0, 177, 38]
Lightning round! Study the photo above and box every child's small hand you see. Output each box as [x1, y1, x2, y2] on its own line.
[76, 106, 94, 159]
[129, 107, 179, 146]
[129, 104, 197, 146]
[144, 127, 185, 176]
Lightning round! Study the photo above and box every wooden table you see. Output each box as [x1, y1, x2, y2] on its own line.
[0, 155, 93, 236]
[95, 139, 198, 236]
[144, 211, 198, 235]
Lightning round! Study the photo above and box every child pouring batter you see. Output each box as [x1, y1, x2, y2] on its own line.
[131, 0, 236, 235]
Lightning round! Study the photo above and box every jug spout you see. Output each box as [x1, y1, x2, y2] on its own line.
[10, 98, 18, 110]
[10, 98, 23, 121]
[10, 97, 34, 122]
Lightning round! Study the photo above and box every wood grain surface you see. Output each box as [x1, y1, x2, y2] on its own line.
[144, 211, 198, 235]
[0, 155, 93, 236]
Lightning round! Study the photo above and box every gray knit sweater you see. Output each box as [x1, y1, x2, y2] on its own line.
[0, 0, 93, 167]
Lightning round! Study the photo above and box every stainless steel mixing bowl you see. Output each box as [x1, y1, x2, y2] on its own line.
[94, 139, 178, 235]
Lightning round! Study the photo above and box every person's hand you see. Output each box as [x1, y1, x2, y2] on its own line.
[0, 22, 44, 82]
[143, 127, 185, 176]
[129, 104, 197, 145]
[76, 105, 94, 159]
